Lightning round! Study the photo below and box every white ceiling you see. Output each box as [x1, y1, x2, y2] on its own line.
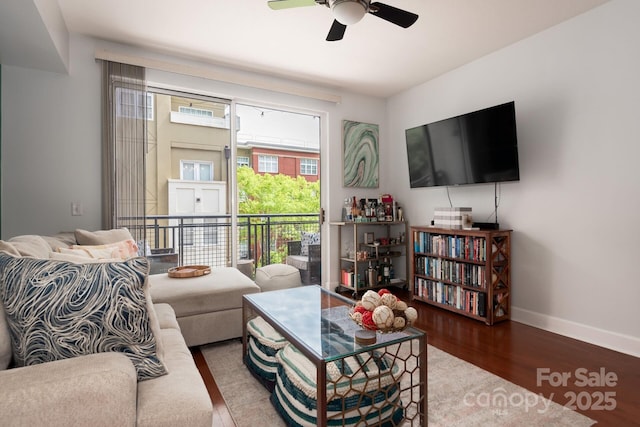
[1, 0, 609, 98]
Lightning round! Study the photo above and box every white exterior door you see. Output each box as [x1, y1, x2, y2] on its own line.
[168, 179, 227, 265]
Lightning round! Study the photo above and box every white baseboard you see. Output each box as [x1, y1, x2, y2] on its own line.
[512, 306, 640, 358]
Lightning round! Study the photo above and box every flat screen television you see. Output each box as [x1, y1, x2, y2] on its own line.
[405, 101, 520, 188]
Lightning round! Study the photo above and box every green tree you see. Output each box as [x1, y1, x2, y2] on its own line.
[237, 166, 319, 214]
[237, 167, 320, 264]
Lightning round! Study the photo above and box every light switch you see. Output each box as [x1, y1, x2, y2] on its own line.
[71, 202, 84, 216]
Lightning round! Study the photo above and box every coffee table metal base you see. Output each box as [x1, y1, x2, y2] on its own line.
[242, 286, 427, 426]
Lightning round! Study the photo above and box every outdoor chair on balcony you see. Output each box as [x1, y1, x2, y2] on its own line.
[285, 232, 320, 285]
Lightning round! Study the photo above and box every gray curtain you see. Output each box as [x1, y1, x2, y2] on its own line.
[102, 61, 147, 244]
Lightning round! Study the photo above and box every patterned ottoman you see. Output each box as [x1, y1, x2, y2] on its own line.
[246, 316, 288, 389]
[271, 343, 404, 427]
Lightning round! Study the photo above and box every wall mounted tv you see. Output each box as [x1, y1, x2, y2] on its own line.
[405, 101, 520, 188]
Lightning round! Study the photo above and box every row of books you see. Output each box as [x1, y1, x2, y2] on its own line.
[414, 278, 487, 317]
[413, 231, 487, 262]
[414, 256, 486, 289]
[341, 269, 357, 288]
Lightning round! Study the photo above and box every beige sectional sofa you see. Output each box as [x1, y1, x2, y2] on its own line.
[0, 229, 260, 427]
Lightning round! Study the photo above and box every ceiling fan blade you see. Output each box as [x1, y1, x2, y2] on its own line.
[369, 2, 418, 28]
[268, 0, 317, 10]
[326, 19, 347, 41]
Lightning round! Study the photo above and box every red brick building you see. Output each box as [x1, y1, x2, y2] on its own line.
[239, 143, 320, 183]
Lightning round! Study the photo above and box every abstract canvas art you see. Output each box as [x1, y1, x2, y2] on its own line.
[342, 120, 379, 188]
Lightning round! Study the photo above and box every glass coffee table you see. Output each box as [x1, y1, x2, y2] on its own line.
[243, 285, 427, 426]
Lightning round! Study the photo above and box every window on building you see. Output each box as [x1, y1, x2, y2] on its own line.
[181, 160, 213, 181]
[300, 158, 318, 176]
[237, 156, 250, 167]
[116, 88, 154, 120]
[258, 155, 278, 173]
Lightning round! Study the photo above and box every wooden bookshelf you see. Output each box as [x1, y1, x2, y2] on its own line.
[410, 226, 511, 325]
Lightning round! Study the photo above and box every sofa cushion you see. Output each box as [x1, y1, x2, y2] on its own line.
[6, 235, 52, 258]
[136, 327, 213, 427]
[75, 228, 134, 246]
[0, 352, 137, 426]
[0, 254, 167, 381]
[0, 240, 21, 258]
[42, 232, 76, 251]
[285, 255, 309, 271]
[153, 303, 181, 331]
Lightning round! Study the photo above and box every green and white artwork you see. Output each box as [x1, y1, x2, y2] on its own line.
[343, 120, 379, 188]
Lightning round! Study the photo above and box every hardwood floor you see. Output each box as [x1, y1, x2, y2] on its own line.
[193, 288, 639, 426]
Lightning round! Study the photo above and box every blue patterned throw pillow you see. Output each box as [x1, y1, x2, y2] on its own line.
[0, 254, 167, 381]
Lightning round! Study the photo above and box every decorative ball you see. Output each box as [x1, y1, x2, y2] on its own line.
[395, 300, 408, 311]
[361, 290, 381, 311]
[353, 305, 367, 314]
[372, 305, 395, 329]
[378, 288, 392, 296]
[393, 316, 406, 329]
[351, 312, 363, 324]
[361, 311, 377, 330]
[380, 292, 397, 309]
[404, 307, 418, 324]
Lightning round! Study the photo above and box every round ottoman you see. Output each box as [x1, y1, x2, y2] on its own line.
[255, 264, 302, 292]
[246, 315, 288, 390]
[271, 343, 404, 427]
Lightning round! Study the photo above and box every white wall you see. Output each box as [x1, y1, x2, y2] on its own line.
[385, 0, 640, 356]
[1, 35, 101, 236]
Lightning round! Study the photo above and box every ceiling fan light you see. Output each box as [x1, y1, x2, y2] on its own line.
[331, 0, 367, 25]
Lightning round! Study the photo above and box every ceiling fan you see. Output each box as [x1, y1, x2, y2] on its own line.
[268, 0, 419, 41]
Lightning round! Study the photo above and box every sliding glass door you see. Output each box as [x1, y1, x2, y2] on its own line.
[235, 103, 321, 284]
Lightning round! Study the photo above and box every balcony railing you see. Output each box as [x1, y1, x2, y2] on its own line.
[141, 213, 320, 270]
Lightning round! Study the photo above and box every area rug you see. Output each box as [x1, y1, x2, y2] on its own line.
[201, 339, 595, 427]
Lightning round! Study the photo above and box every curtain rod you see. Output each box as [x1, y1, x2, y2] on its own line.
[95, 49, 342, 104]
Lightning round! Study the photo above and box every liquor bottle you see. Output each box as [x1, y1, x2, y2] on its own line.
[379, 258, 389, 285]
[382, 257, 390, 284]
[377, 197, 385, 222]
[351, 196, 358, 219]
